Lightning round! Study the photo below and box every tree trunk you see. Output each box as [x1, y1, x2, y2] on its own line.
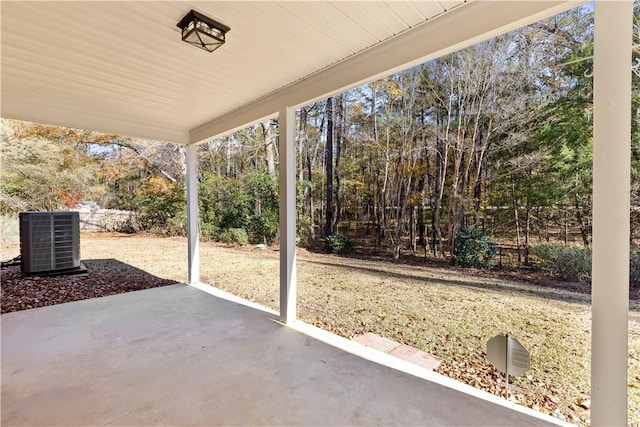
[564, 208, 569, 245]
[332, 94, 344, 235]
[432, 134, 446, 258]
[408, 206, 416, 253]
[524, 202, 531, 266]
[575, 198, 591, 248]
[225, 136, 232, 177]
[512, 178, 522, 263]
[325, 97, 334, 237]
[263, 120, 276, 178]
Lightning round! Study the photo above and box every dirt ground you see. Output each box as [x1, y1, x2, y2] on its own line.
[2, 232, 639, 426]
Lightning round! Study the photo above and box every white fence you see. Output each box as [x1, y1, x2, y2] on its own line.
[75, 209, 137, 232]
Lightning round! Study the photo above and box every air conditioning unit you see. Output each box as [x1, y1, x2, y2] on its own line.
[19, 211, 81, 275]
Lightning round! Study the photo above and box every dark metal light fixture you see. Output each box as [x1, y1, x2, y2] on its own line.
[177, 9, 230, 53]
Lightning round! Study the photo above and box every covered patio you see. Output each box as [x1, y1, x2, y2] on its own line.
[1, 1, 633, 425]
[2, 283, 561, 426]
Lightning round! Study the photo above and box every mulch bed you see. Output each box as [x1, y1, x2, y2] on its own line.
[1, 260, 178, 314]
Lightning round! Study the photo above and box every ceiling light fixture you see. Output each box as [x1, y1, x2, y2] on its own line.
[177, 9, 230, 53]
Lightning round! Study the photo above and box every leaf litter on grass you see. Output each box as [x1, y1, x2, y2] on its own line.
[198, 243, 632, 426]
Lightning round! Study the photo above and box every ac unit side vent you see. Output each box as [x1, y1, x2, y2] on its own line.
[20, 211, 81, 275]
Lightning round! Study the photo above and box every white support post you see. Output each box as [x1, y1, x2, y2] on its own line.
[591, 1, 632, 425]
[278, 107, 297, 323]
[186, 143, 200, 285]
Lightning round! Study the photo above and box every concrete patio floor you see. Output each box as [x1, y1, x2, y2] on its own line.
[1, 284, 566, 426]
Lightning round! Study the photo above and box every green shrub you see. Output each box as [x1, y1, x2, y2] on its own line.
[248, 211, 279, 244]
[200, 222, 219, 241]
[531, 243, 591, 281]
[135, 189, 186, 236]
[296, 216, 314, 246]
[453, 227, 497, 268]
[166, 211, 187, 236]
[219, 228, 249, 246]
[325, 235, 354, 254]
[198, 172, 279, 244]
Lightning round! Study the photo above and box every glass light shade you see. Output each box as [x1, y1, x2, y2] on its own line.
[177, 10, 230, 53]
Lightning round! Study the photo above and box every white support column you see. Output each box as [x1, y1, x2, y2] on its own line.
[278, 107, 297, 323]
[591, 1, 632, 425]
[186, 143, 200, 285]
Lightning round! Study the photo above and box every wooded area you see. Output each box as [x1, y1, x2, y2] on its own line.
[2, 4, 640, 269]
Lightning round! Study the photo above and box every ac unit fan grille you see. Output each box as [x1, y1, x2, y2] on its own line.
[29, 215, 54, 271]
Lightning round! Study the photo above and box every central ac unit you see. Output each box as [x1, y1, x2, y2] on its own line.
[19, 211, 81, 275]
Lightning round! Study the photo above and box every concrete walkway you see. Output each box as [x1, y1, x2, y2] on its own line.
[2, 284, 564, 426]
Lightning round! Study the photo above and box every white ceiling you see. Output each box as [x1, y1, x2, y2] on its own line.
[1, 1, 582, 145]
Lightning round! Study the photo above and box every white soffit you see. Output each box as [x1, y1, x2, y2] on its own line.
[1, 1, 583, 145]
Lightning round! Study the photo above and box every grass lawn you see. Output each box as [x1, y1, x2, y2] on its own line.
[201, 244, 639, 426]
[4, 232, 637, 425]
